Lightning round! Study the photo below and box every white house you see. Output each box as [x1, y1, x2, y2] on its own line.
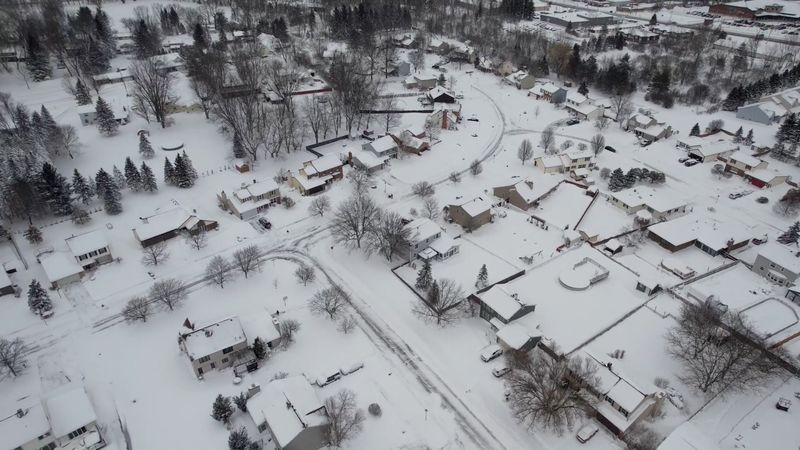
[178, 316, 250, 378]
[752, 242, 800, 286]
[217, 179, 282, 220]
[606, 186, 689, 221]
[40, 252, 84, 289]
[43, 385, 105, 449]
[363, 135, 399, 159]
[403, 217, 460, 260]
[77, 97, 131, 126]
[65, 229, 112, 269]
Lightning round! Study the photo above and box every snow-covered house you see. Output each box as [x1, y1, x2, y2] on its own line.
[349, 150, 388, 174]
[178, 316, 249, 378]
[1, 399, 53, 450]
[495, 322, 541, 353]
[470, 285, 536, 325]
[679, 137, 738, 163]
[397, 130, 430, 154]
[528, 83, 567, 103]
[218, 179, 282, 220]
[387, 60, 411, 77]
[133, 207, 218, 246]
[247, 376, 329, 450]
[40, 252, 83, 289]
[503, 70, 537, 90]
[606, 186, 689, 221]
[290, 154, 345, 196]
[43, 385, 105, 450]
[428, 108, 459, 130]
[65, 229, 112, 269]
[426, 86, 456, 103]
[493, 178, 559, 211]
[363, 135, 399, 159]
[657, 422, 720, 450]
[92, 68, 133, 86]
[427, 38, 449, 54]
[560, 149, 595, 172]
[627, 114, 672, 141]
[149, 52, 184, 73]
[752, 242, 800, 286]
[534, 155, 566, 174]
[724, 150, 767, 175]
[565, 96, 604, 121]
[736, 101, 786, 125]
[647, 213, 751, 255]
[403, 73, 438, 90]
[626, 113, 658, 130]
[445, 196, 492, 231]
[402, 218, 459, 261]
[77, 97, 131, 126]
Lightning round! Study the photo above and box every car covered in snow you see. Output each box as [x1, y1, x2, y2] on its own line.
[576, 424, 599, 443]
[492, 366, 511, 377]
[480, 344, 503, 362]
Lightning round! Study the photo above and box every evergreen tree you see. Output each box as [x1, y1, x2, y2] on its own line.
[578, 81, 588, 96]
[778, 221, 800, 245]
[26, 33, 51, 81]
[37, 163, 73, 216]
[75, 80, 92, 105]
[95, 97, 119, 136]
[192, 23, 207, 49]
[27, 279, 52, 315]
[164, 157, 175, 185]
[608, 168, 626, 191]
[112, 165, 126, 189]
[24, 224, 42, 244]
[415, 259, 432, 291]
[690, 123, 701, 136]
[139, 133, 155, 159]
[232, 133, 245, 159]
[174, 151, 197, 188]
[124, 157, 142, 192]
[426, 280, 440, 305]
[745, 129, 754, 145]
[649, 13, 657, 25]
[39, 106, 60, 152]
[228, 427, 250, 450]
[475, 264, 488, 289]
[102, 179, 122, 215]
[140, 162, 158, 192]
[30, 111, 44, 147]
[72, 169, 95, 205]
[252, 337, 266, 359]
[734, 126, 743, 143]
[777, 113, 796, 143]
[211, 394, 233, 423]
[646, 65, 673, 108]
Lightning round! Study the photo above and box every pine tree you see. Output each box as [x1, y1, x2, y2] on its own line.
[192, 23, 207, 49]
[475, 264, 488, 289]
[140, 162, 158, 192]
[182, 151, 198, 182]
[211, 394, 233, 423]
[745, 129, 754, 145]
[173, 151, 197, 188]
[124, 157, 142, 192]
[139, 133, 155, 159]
[95, 168, 111, 199]
[778, 221, 800, 245]
[689, 123, 700, 136]
[26, 33, 51, 81]
[39, 106, 60, 152]
[75, 80, 92, 105]
[30, 111, 44, 147]
[649, 13, 657, 25]
[608, 168, 626, 191]
[578, 81, 588, 96]
[27, 279, 52, 315]
[734, 126, 743, 143]
[37, 163, 73, 216]
[228, 427, 251, 450]
[112, 165, 126, 189]
[426, 280, 440, 305]
[103, 179, 123, 215]
[232, 133, 245, 159]
[164, 157, 175, 185]
[95, 97, 119, 136]
[24, 225, 43, 244]
[415, 259, 432, 291]
[252, 337, 266, 360]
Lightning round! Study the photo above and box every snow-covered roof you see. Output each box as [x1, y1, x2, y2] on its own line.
[247, 179, 280, 197]
[605, 238, 623, 253]
[44, 385, 97, 438]
[496, 322, 538, 349]
[429, 234, 458, 255]
[609, 185, 688, 214]
[427, 86, 454, 99]
[689, 139, 738, 158]
[0, 400, 50, 449]
[414, 72, 438, 82]
[757, 242, 800, 273]
[133, 208, 196, 242]
[566, 91, 587, 104]
[452, 196, 491, 217]
[537, 155, 564, 168]
[368, 135, 398, 153]
[404, 218, 441, 245]
[477, 285, 532, 321]
[247, 376, 328, 447]
[561, 149, 594, 162]
[657, 422, 720, 450]
[65, 229, 108, 257]
[727, 150, 763, 168]
[293, 174, 331, 191]
[306, 154, 342, 174]
[350, 149, 386, 169]
[181, 316, 246, 359]
[566, 101, 601, 116]
[76, 96, 131, 120]
[649, 213, 751, 250]
[240, 312, 281, 344]
[40, 252, 83, 283]
[149, 52, 184, 69]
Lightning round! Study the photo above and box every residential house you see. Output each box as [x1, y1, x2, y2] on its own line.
[677, 137, 738, 162]
[540, 11, 616, 28]
[133, 207, 218, 246]
[428, 108, 459, 130]
[426, 86, 456, 103]
[388, 61, 411, 77]
[470, 284, 536, 325]
[66, 230, 112, 269]
[427, 38, 450, 54]
[91, 68, 133, 86]
[751, 242, 800, 286]
[404, 126, 427, 139]
[403, 73, 438, 90]
[396, 130, 430, 155]
[495, 322, 541, 353]
[448, 45, 476, 63]
[40, 252, 83, 289]
[534, 155, 566, 174]
[178, 316, 250, 378]
[626, 114, 659, 130]
[627, 114, 672, 141]
[349, 150, 387, 174]
[247, 376, 329, 450]
[560, 149, 595, 171]
[621, 28, 660, 43]
[606, 186, 689, 221]
[445, 196, 492, 231]
[495, 60, 516, 77]
[565, 92, 604, 121]
[743, 168, 789, 188]
[217, 179, 282, 220]
[1, 401, 53, 450]
[149, 52, 184, 73]
[493, 178, 560, 211]
[736, 101, 786, 125]
[77, 97, 131, 126]
[725, 150, 767, 175]
[363, 135, 399, 159]
[402, 218, 459, 260]
[503, 70, 537, 90]
[786, 286, 800, 306]
[528, 83, 567, 104]
[289, 154, 345, 196]
[647, 213, 751, 255]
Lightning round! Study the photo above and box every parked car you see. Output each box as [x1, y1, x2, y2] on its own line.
[258, 217, 272, 229]
[576, 424, 599, 443]
[480, 344, 503, 362]
[684, 159, 700, 167]
[566, 118, 580, 126]
[776, 397, 792, 411]
[678, 157, 690, 163]
[467, 116, 479, 122]
[604, 145, 616, 153]
[492, 366, 511, 377]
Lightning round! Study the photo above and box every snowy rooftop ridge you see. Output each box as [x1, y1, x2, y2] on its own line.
[44, 384, 97, 438]
[246, 376, 328, 447]
[0, 400, 50, 449]
[180, 316, 246, 359]
[65, 229, 109, 257]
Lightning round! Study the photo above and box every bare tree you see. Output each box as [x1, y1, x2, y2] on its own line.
[413, 278, 464, 325]
[590, 134, 605, 156]
[308, 287, 348, 320]
[142, 242, 170, 266]
[594, 117, 610, 131]
[130, 59, 177, 128]
[331, 194, 380, 249]
[540, 127, 555, 152]
[278, 319, 301, 347]
[55, 125, 79, 157]
[325, 389, 366, 448]
[186, 229, 208, 250]
[422, 197, 440, 220]
[518, 139, 534, 165]
[347, 166, 372, 195]
[378, 97, 400, 133]
[0, 337, 28, 377]
[122, 296, 152, 323]
[309, 195, 331, 217]
[326, 53, 379, 134]
[206, 255, 233, 288]
[149, 278, 187, 311]
[610, 90, 633, 124]
[470, 159, 483, 175]
[232, 245, 262, 278]
[337, 315, 357, 334]
[409, 48, 426, 72]
[411, 181, 435, 197]
[303, 96, 325, 144]
[212, 95, 274, 161]
[186, 47, 226, 119]
[294, 264, 316, 286]
[370, 210, 411, 261]
[666, 301, 785, 396]
[506, 349, 598, 435]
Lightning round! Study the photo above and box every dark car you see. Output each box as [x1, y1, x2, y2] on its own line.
[566, 118, 580, 126]
[604, 145, 616, 153]
[684, 159, 700, 167]
[258, 217, 272, 229]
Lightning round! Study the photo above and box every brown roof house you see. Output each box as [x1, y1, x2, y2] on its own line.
[493, 178, 557, 211]
[445, 195, 492, 231]
[396, 130, 430, 155]
[289, 154, 344, 196]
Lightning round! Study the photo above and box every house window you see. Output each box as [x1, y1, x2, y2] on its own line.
[67, 426, 87, 440]
[198, 355, 211, 363]
[98, 247, 107, 254]
[222, 346, 234, 354]
[39, 443, 56, 450]
[210, 362, 216, 369]
[79, 254, 88, 261]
